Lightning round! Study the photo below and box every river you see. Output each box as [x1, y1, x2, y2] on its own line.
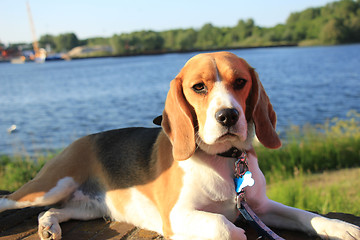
[0, 44, 359, 155]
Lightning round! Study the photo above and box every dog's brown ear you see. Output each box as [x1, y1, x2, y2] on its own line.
[248, 69, 281, 149]
[162, 78, 196, 160]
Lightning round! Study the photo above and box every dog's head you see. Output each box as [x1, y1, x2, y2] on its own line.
[162, 52, 281, 160]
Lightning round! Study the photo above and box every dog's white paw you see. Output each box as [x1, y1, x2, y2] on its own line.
[38, 211, 62, 240]
[313, 217, 360, 240]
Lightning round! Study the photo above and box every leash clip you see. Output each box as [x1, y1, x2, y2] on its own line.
[234, 152, 248, 178]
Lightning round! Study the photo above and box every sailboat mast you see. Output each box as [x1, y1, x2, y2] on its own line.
[26, 1, 39, 56]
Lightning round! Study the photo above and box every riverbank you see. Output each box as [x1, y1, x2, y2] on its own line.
[68, 43, 298, 60]
[0, 43, 298, 63]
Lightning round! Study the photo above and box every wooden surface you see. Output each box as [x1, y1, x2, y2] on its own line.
[1, 192, 360, 239]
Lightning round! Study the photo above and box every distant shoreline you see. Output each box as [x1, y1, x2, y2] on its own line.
[71, 43, 298, 60]
[0, 43, 298, 63]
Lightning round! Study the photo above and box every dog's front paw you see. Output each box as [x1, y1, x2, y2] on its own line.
[38, 211, 62, 240]
[313, 217, 360, 240]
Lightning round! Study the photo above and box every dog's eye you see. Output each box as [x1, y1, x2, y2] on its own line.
[192, 83, 207, 94]
[234, 78, 247, 90]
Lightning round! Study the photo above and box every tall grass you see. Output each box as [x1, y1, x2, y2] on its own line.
[0, 153, 53, 191]
[256, 110, 360, 183]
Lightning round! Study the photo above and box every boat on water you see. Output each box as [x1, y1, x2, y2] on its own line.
[32, 48, 46, 63]
[46, 53, 71, 61]
[9, 48, 46, 64]
[9, 50, 70, 64]
[8, 3, 71, 64]
[14, 2, 47, 64]
[10, 56, 26, 64]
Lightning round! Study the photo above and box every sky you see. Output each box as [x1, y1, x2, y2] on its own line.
[0, 0, 339, 45]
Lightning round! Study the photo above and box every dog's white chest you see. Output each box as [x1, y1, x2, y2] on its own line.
[177, 153, 237, 210]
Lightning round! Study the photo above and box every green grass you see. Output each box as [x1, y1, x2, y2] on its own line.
[1, 111, 359, 215]
[256, 110, 360, 182]
[255, 110, 360, 215]
[266, 168, 360, 215]
[0, 153, 53, 192]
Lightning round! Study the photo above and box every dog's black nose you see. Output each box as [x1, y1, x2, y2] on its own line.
[215, 108, 239, 127]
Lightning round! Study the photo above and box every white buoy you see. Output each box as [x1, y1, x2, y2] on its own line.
[7, 125, 17, 134]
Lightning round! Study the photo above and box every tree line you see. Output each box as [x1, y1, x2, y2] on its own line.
[30, 0, 360, 55]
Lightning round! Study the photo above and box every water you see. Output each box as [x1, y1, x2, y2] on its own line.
[1, 44, 359, 155]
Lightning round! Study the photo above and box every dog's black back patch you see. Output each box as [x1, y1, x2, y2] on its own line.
[90, 127, 162, 189]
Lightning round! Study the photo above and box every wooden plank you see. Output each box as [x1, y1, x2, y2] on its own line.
[0, 208, 42, 240]
[127, 228, 164, 240]
[1, 205, 359, 240]
[0, 207, 45, 233]
[91, 222, 137, 240]
[61, 219, 109, 240]
[22, 233, 40, 240]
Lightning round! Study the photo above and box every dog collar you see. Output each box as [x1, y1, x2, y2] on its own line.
[217, 147, 243, 158]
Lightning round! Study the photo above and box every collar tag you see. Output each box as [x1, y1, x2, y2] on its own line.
[234, 171, 254, 194]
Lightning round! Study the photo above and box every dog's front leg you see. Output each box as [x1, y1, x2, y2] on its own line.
[37, 192, 105, 240]
[169, 209, 246, 240]
[257, 200, 360, 240]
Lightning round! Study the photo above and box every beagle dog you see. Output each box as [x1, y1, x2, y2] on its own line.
[1, 52, 359, 240]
